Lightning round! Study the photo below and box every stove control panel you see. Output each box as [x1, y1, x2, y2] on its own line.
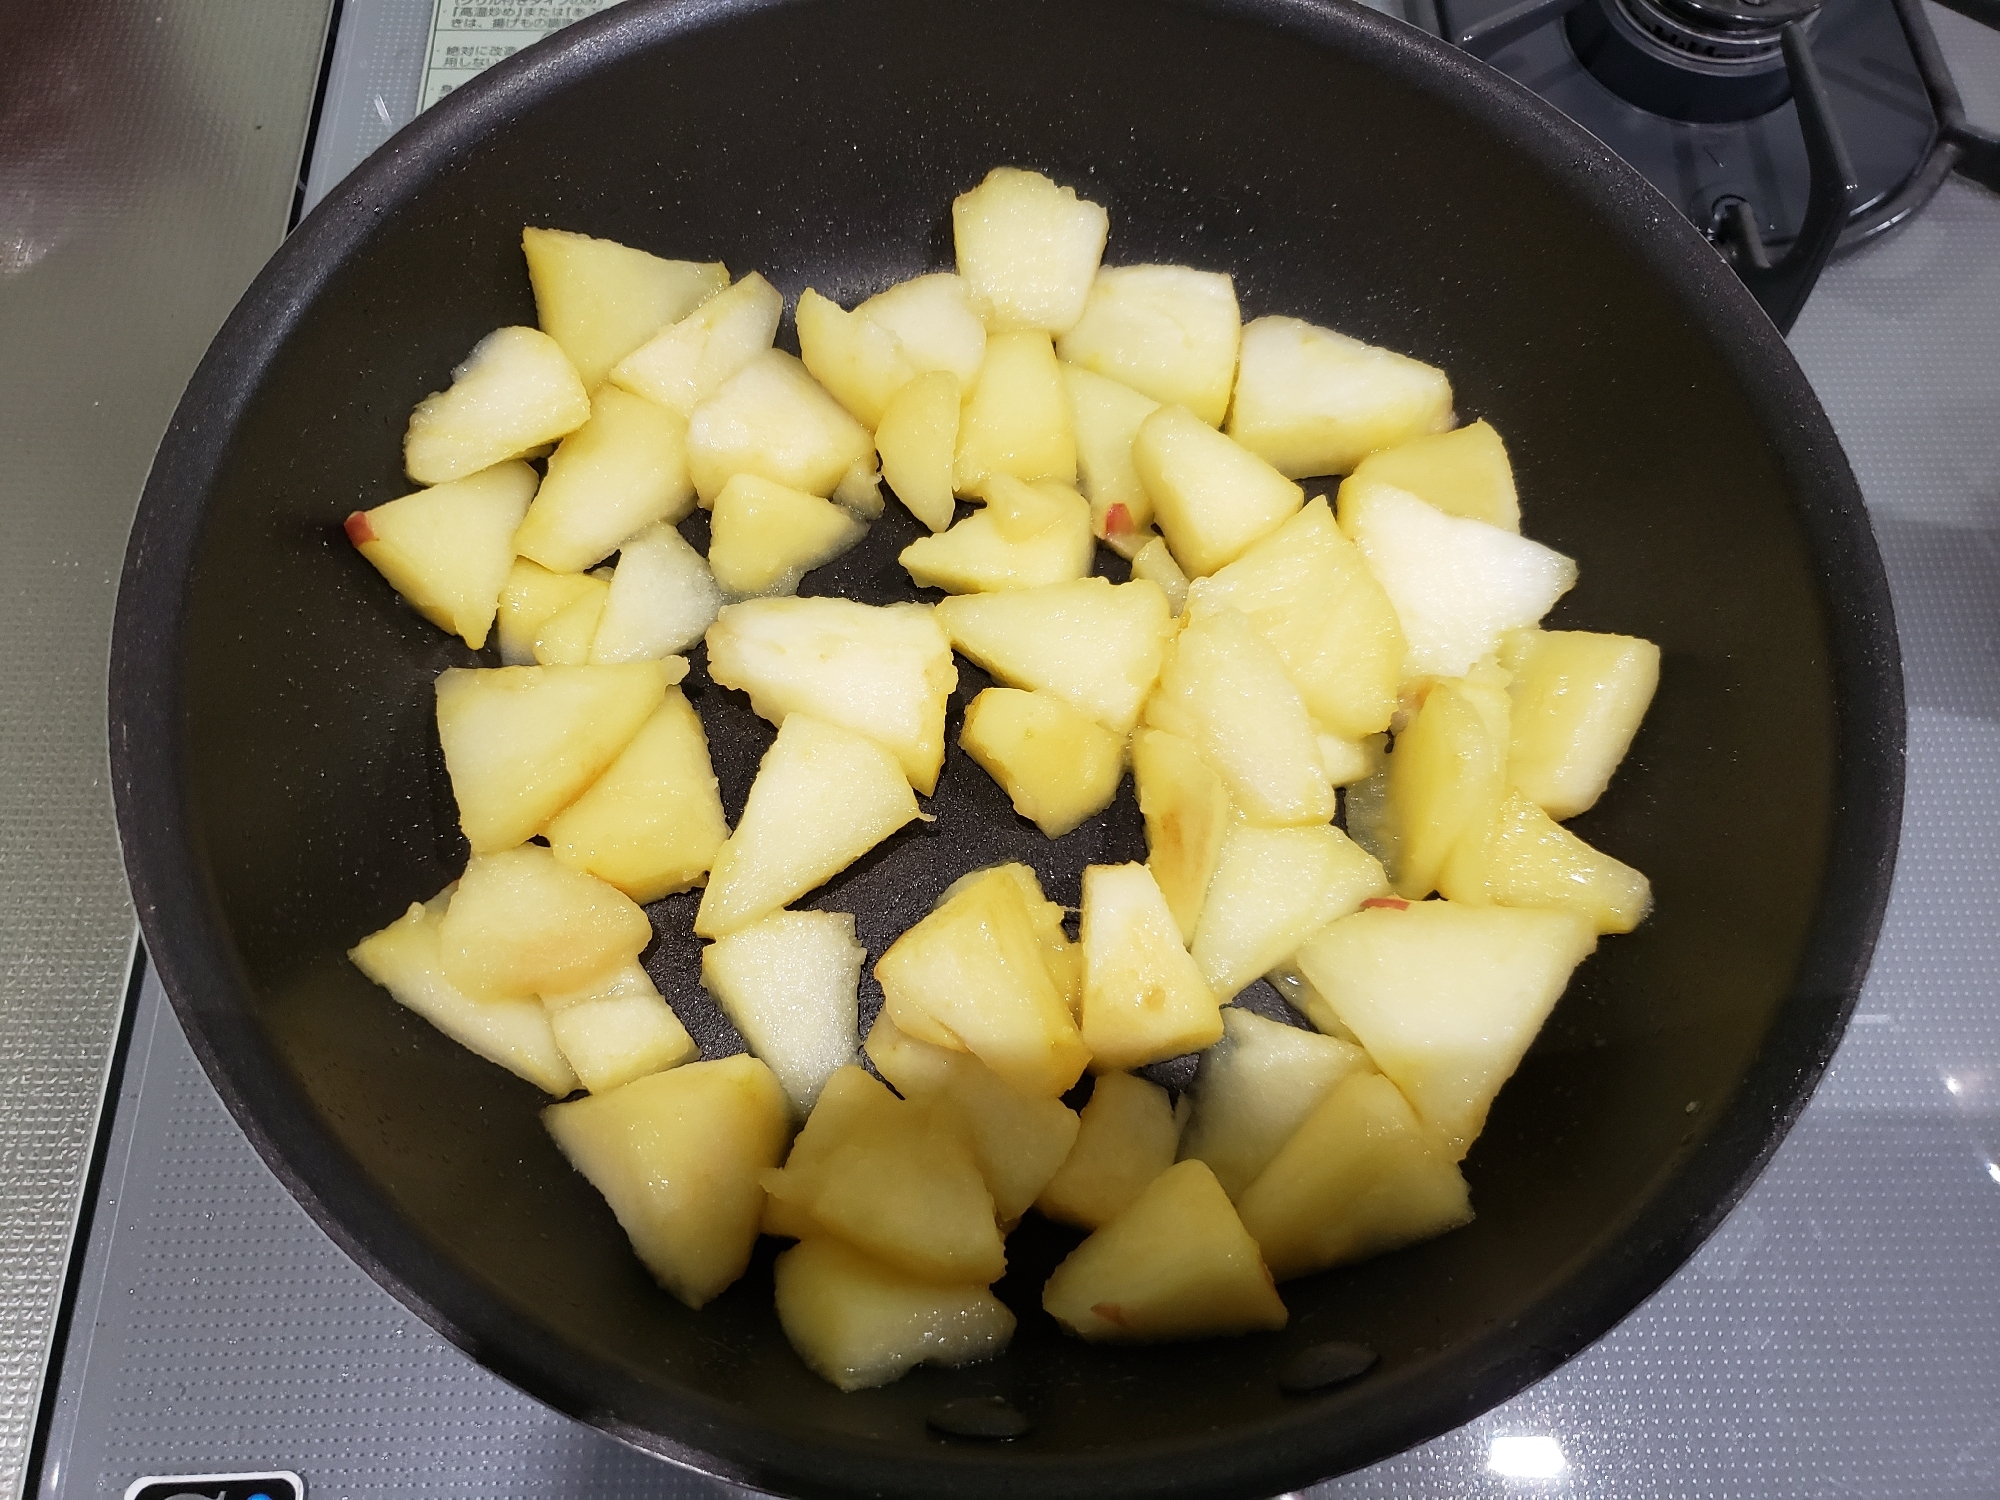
[123, 1475, 302, 1500]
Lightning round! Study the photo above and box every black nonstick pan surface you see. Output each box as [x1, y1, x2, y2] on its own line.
[108, 0, 1903, 1494]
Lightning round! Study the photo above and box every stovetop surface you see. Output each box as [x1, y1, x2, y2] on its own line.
[27, 1, 2000, 1496]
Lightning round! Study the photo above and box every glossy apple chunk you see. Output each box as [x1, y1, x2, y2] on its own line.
[873, 370, 959, 533]
[1042, 1159, 1286, 1341]
[1143, 601, 1334, 827]
[694, 714, 921, 938]
[1133, 405, 1304, 578]
[1341, 480, 1576, 681]
[796, 287, 919, 429]
[686, 349, 875, 505]
[1178, 1009, 1373, 1200]
[899, 474, 1093, 593]
[1035, 1072, 1185, 1230]
[864, 1014, 1080, 1224]
[543, 1055, 791, 1308]
[1080, 862, 1223, 1072]
[1226, 315, 1453, 479]
[704, 596, 956, 794]
[496, 559, 590, 665]
[1190, 822, 1388, 1002]
[935, 863, 1083, 1020]
[1193, 497, 1406, 740]
[435, 658, 674, 852]
[759, 1064, 894, 1240]
[1346, 419, 1519, 531]
[952, 166, 1108, 334]
[608, 270, 783, 417]
[936, 576, 1173, 736]
[513, 384, 695, 573]
[701, 909, 865, 1116]
[1502, 628, 1661, 819]
[540, 960, 698, 1095]
[1129, 535, 1189, 612]
[1061, 361, 1160, 554]
[1294, 899, 1598, 1159]
[1131, 727, 1231, 941]
[588, 522, 723, 663]
[959, 686, 1125, 838]
[531, 581, 608, 665]
[543, 689, 726, 902]
[521, 226, 726, 391]
[775, 1237, 1016, 1392]
[876, 864, 1090, 1098]
[1441, 790, 1653, 934]
[954, 330, 1076, 489]
[707, 473, 868, 598]
[1379, 667, 1511, 900]
[345, 460, 537, 649]
[348, 887, 578, 1096]
[404, 326, 590, 485]
[438, 844, 652, 999]
[1234, 1070, 1473, 1281]
[1057, 265, 1240, 427]
[857, 272, 987, 385]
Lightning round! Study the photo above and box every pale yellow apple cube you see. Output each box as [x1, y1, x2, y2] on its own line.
[346, 459, 538, 649]
[856, 272, 987, 386]
[1057, 265, 1240, 427]
[686, 349, 876, 505]
[530, 583, 607, 665]
[1383, 671, 1510, 900]
[959, 686, 1125, 838]
[707, 473, 867, 598]
[1190, 822, 1388, 1002]
[1346, 419, 1519, 531]
[1130, 727, 1231, 942]
[899, 474, 1093, 594]
[405, 326, 590, 484]
[540, 960, 697, 1095]
[874, 370, 960, 533]
[439, 844, 653, 999]
[609, 271, 783, 418]
[954, 330, 1076, 489]
[1129, 536, 1188, 613]
[521, 227, 726, 391]
[513, 384, 695, 573]
[1133, 405, 1304, 577]
[953, 166, 1108, 334]
[1441, 790, 1652, 934]
[701, 909, 864, 1116]
[1060, 361, 1161, 555]
[495, 558, 599, 666]
[1080, 862, 1223, 1072]
[1502, 628, 1661, 819]
[1036, 1072, 1185, 1230]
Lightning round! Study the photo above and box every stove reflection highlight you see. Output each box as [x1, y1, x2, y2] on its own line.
[1487, 1433, 1568, 1479]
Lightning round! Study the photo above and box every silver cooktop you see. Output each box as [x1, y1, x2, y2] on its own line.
[24, 2, 2000, 1495]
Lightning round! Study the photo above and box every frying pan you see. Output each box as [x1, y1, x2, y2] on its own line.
[107, 0, 1903, 1494]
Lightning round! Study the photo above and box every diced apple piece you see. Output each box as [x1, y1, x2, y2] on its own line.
[1318, 730, 1378, 788]
[686, 349, 876, 506]
[1294, 899, 1597, 1158]
[405, 326, 590, 485]
[1130, 728, 1230, 942]
[762, 1090, 1006, 1283]
[1194, 497, 1405, 740]
[496, 559, 598, 666]
[349, 887, 578, 1096]
[954, 330, 1075, 489]
[435, 659, 671, 852]
[608, 271, 783, 418]
[1036, 1072, 1185, 1229]
[1179, 1009, 1373, 1199]
[345, 461, 537, 648]
[857, 272, 987, 386]
[1341, 480, 1576, 681]
[1057, 266, 1240, 427]
[704, 596, 956, 795]
[1043, 1159, 1286, 1341]
[933, 863, 1082, 1021]
[532, 583, 607, 665]
[952, 166, 1108, 334]
[512, 384, 695, 573]
[899, 474, 1092, 593]
[707, 473, 867, 598]
[1129, 536, 1188, 613]
[1133, 405, 1304, 578]
[1441, 790, 1652, 933]
[439, 844, 652, 998]
[521, 227, 726, 391]
[701, 909, 864, 1115]
[1191, 823, 1388, 1002]
[959, 686, 1125, 838]
[1061, 362, 1161, 554]
[762, 1064, 899, 1239]
[694, 714, 922, 938]
[831, 461, 885, 519]
[936, 576, 1172, 736]
[1143, 602, 1333, 826]
[1080, 862, 1223, 1072]
[588, 522, 723, 663]
[541, 959, 697, 1094]
[1227, 316, 1454, 479]
[877, 864, 1090, 1097]
[1235, 1070, 1472, 1280]
[775, 1236, 1016, 1392]
[543, 689, 727, 901]
[1347, 419, 1518, 531]
[1382, 670, 1510, 900]
[796, 287, 919, 429]
[874, 370, 960, 533]
[543, 1055, 790, 1307]
[1502, 628, 1661, 819]
[864, 1013, 1081, 1223]
[1263, 958, 1361, 1045]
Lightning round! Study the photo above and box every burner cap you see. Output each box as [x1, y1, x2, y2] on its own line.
[1665, 0, 1821, 31]
[1567, 0, 1813, 121]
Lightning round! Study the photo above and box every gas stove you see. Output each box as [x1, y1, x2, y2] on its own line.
[15, 1, 2000, 1497]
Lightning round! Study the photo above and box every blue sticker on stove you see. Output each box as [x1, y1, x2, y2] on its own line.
[123, 1474, 302, 1500]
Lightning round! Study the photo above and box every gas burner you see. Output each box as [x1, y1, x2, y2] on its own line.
[1431, 0, 2000, 326]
